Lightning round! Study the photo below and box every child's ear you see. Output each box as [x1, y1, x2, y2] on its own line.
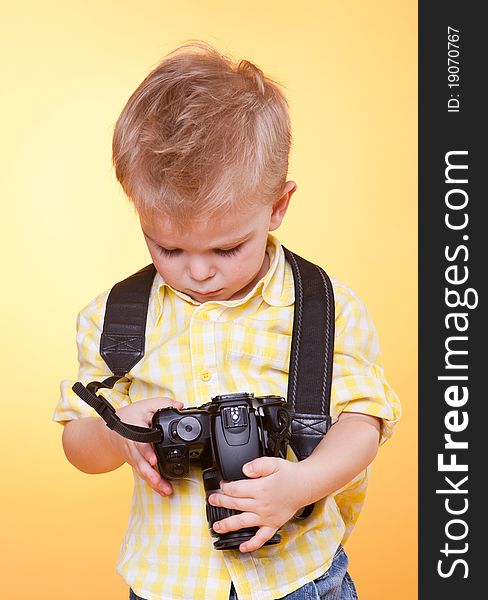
[269, 181, 297, 231]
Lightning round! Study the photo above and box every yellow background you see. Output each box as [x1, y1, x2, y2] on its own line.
[1, 1, 417, 598]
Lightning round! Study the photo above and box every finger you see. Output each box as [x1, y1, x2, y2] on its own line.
[208, 492, 255, 513]
[130, 443, 173, 496]
[145, 397, 184, 412]
[212, 511, 258, 535]
[239, 526, 278, 553]
[220, 480, 257, 499]
[242, 456, 280, 478]
[142, 398, 185, 427]
[132, 398, 184, 429]
[137, 442, 158, 467]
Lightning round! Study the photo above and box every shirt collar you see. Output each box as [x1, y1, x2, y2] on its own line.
[152, 234, 294, 316]
[260, 234, 295, 307]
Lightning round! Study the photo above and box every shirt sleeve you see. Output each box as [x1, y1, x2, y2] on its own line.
[53, 289, 132, 425]
[330, 278, 401, 445]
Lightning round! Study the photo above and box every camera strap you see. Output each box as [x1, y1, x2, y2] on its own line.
[72, 249, 334, 454]
[72, 263, 163, 443]
[72, 377, 163, 443]
[283, 248, 335, 461]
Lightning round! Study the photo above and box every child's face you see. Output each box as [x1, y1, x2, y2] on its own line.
[140, 183, 296, 303]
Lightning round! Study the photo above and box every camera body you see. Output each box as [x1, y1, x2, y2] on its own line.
[151, 392, 293, 549]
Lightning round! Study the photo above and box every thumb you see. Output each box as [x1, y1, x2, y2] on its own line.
[242, 456, 279, 478]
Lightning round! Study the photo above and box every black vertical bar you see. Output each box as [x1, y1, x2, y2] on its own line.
[419, 2, 483, 598]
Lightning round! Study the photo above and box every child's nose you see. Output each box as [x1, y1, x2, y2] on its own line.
[187, 257, 216, 281]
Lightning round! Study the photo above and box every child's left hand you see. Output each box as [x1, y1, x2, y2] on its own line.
[207, 457, 311, 553]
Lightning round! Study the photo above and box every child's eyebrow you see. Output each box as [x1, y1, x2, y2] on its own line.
[211, 233, 251, 249]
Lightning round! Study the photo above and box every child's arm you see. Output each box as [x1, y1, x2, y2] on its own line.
[208, 411, 381, 552]
[62, 397, 183, 496]
[297, 412, 381, 503]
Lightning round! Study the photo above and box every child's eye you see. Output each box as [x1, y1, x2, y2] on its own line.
[215, 245, 242, 257]
[158, 247, 182, 257]
[157, 245, 243, 257]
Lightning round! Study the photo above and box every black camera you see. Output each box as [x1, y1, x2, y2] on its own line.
[151, 392, 293, 550]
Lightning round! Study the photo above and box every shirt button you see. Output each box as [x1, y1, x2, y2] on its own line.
[201, 370, 212, 382]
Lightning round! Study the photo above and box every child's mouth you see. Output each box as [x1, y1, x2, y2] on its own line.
[191, 289, 223, 297]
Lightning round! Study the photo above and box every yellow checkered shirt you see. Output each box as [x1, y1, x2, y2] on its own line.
[54, 235, 401, 600]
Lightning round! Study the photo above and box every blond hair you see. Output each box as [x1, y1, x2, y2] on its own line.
[112, 41, 291, 223]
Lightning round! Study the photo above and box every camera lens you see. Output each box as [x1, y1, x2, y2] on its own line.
[176, 416, 202, 441]
[205, 503, 281, 550]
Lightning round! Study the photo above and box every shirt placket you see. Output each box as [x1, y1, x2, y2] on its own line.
[190, 306, 221, 404]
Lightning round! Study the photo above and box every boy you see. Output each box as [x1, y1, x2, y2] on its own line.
[54, 41, 400, 600]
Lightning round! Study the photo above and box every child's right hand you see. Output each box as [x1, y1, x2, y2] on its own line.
[109, 397, 184, 496]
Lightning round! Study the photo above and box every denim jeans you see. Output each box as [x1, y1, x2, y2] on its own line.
[129, 546, 358, 600]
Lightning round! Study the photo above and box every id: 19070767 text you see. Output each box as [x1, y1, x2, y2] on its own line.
[447, 26, 460, 113]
